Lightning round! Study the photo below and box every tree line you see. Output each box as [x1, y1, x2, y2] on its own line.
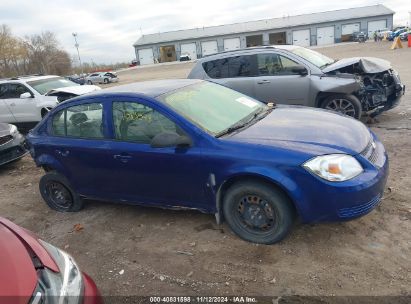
[0, 24, 72, 78]
[0, 24, 129, 79]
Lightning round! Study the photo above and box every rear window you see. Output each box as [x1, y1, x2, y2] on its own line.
[202, 55, 257, 78]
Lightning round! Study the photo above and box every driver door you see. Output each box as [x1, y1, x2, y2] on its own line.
[105, 98, 208, 209]
[2, 83, 38, 123]
[254, 53, 310, 105]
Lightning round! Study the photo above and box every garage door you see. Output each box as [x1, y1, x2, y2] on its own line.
[368, 20, 387, 37]
[317, 26, 335, 45]
[223, 38, 241, 51]
[138, 48, 154, 65]
[201, 40, 218, 56]
[180, 43, 197, 60]
[342, 23, 360, 35]
[292, 29, 310, 47]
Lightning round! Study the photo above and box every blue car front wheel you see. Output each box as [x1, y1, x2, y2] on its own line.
[223, 181, 295, 244]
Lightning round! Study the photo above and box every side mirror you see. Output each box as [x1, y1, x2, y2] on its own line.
[20, 92, 32, 99]
[150, 131, 192, 148]
[291, 65, 308, 76]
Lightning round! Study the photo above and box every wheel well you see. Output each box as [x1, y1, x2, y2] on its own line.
[42, 165, 54, 172]
[216, 174, 299, 223]
[315, 92, 361, 108]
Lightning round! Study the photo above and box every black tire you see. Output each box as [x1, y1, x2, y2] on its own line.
[87, 80, 93, 85]
[103, 78, 109, 84]
[321, 94, 362, 119]
[39, 172, 84, 212]
[223, 181, 295, 244]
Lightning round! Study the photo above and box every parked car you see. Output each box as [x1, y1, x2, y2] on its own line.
[399, 30, 411, 41]
[353, 31, 367, 42]
[0, 75, 101, 129]
[377, 28, 391, 39]
[0, 217, 101, 303]
[85, 72, 119, 85]
[188, 45, 405, 119]
[27, 79, 389, 244]
[0, 123, 27, 166]
[387, 28, 408, 41]
[67, 75, 86, 85]
[179, 54, 191, 61]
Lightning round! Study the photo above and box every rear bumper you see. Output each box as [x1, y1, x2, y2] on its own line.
[82, 272, 103, 304]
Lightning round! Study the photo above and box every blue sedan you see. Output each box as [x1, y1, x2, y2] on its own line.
[27, 79, 388, 244]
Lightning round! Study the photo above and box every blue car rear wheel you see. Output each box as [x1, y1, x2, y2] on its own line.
[223, 181, 295, 244]
[39, 172, 84, 212]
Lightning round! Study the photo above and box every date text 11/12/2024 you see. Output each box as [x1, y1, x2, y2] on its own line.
[149, 296, 258, 303]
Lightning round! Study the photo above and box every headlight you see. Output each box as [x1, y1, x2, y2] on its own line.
[303, 154, 363, 182]
[36, 240, 84, 304]
[9, 124, 18, 136]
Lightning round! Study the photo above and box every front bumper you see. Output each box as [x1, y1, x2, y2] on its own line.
[0, 133, 28, 166]
[293, 135, 389, 222]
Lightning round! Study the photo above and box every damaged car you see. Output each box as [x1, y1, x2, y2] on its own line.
[188, 45, 405, 119]
[27, 80, 388, 244]
[0, 75, 101, 130]
[0, 122, 27, 166]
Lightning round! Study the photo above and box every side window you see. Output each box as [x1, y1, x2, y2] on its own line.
[257, 53, 301, 76]
[202, 59, 229, 79]
[51, 103, 104, 139]
[113, 102, 179, 143]
[5, 84, 31, 99]
[228, 55, 257, 77]
[279, 56, 302, 75]
[0, 84, 8, 99]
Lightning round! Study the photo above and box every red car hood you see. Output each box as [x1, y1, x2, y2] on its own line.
[0, 217, 59, 301]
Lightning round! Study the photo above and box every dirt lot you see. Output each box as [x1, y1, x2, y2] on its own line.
[1, 41, 410, 297]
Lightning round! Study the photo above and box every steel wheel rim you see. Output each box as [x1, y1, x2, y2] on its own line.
[45, 181, 73, 209]
[236, 195, 278, 234]
[325, 99, 356, 117]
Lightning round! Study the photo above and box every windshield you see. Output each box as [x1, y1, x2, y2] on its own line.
[158, 82, 266, 135]
[291, 47, 335, 69]
[27, 77, 79, 95]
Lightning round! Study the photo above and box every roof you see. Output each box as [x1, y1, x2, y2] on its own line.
[0, 75, 59, 84]
[99, 79, 203, 98]
[134, 4, 394, 47]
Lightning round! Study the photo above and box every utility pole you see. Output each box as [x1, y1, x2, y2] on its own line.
[72, 32, 84, 76]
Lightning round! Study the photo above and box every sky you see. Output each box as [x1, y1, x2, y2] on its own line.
[0, 0, 409, 64]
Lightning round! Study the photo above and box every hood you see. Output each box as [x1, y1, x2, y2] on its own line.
[323, 57, 391, 74]
[225, 106, 371, 155]
[46, 84, 101, 96]
[0, 223, 37, 300]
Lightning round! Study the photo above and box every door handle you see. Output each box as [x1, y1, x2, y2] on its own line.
[55, 149, 70, 157]
[113, 154, 132, 163]
[257, 80, 271, 84]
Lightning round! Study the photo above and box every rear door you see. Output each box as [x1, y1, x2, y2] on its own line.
[202, 55, 257, 98]
[253, 52, 310, 105]
[48, 100, 113, 198]
[105, 98, 208, 209]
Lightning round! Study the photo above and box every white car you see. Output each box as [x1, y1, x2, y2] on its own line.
[0, 75, 100, 128]
[85, 72, 119, 84]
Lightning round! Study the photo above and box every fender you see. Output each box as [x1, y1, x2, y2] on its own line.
[213, 164, 307, 224]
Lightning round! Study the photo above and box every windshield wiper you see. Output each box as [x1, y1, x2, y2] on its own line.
[216, 106, 273, 138]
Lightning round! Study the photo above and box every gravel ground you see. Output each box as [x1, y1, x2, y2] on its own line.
[0, 41, 410, 297]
